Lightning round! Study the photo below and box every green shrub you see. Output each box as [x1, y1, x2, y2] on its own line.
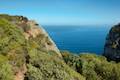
[0, 62, 14, 80]
[0, 54, 14, 80]
[26, 50, 85, 80]
[61, 51, 120, 80]
[0, 18, 25, 55]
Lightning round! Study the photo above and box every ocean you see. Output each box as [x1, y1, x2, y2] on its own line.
[43, 25, 111, 54]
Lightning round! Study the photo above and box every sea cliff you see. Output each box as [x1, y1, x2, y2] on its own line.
[0, 14, 120, 80]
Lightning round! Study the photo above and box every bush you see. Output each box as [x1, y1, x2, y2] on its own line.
[0, 18, 25, 55]
[26, 50, 85, 80]
[0, 62, 14, 80]
[61, 51, 120, 80]
[0, 54, 14, 80]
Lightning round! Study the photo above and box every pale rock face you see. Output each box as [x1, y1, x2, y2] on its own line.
[23, 20, 62, 57]
[14, 64, 27, 80]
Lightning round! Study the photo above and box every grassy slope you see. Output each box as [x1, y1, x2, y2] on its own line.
[0, 15, 85, 80]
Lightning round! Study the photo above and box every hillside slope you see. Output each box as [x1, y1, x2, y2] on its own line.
[0, 14, 85, 80]
[1, 14, 120, 80]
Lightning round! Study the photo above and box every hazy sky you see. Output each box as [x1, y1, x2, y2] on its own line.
[0, 0, 120, 25]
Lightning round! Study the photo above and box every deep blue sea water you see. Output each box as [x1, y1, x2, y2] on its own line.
[43, 25, 111, 54]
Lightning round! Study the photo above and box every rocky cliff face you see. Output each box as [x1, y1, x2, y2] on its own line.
[24, 20, 62, 57]
[0, 14, 61, 57]
[104, 23, 120, 62]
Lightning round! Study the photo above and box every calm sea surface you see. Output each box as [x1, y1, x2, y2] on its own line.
[43, 25, 111, 54]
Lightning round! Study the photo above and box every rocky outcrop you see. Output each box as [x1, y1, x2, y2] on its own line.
[104, 23, 120, 62]
[0, 14, 62, 58]
[26, 20, 61, 57]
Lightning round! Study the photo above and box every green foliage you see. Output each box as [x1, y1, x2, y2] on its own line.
[0, 54, 8, 63]
[0, 62, 14, 80]
[26, 50, 85, 80]
[2, 14, 120, 80]
[62, 51, 120, 80]
[0, 54, 14, 80]
[25, 64, 43, 80]
[25, 35, 85, 80]
[0, 18, 27, 68]
[7, 47, 26, 67]
[0, 14, 27, 22]
[0, 14, 16, 21]
[61, 51, 80, 70]
[0, 18, 25, 55]
[0, 15, 85, 80]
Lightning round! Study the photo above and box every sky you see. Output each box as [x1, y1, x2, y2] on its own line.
[0, 0, 120, 25]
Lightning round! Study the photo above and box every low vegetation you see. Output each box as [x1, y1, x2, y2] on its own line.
[0, 14, 85, 80]
[0, 14, 120, 80]
[25, 50, 85, 80]
[62, 51, 120, 80]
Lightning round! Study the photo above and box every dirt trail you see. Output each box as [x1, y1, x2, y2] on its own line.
[15, 71, 24, 80]
[14, 64, 27, 80]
